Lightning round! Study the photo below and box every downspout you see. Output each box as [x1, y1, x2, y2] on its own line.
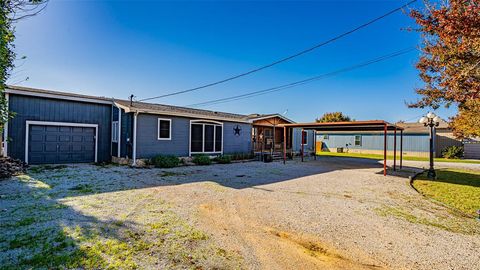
[118, 107, 121, 158]
[132, 111, 139, 166]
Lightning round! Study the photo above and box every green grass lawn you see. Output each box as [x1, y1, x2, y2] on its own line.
[316, 151, 480, 164]
[413, 169, 480, 216]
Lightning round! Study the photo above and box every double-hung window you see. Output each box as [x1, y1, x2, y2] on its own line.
[190, 121, 223, 154]
[112, 121, 119, 142]
[158, 118, 172, 140]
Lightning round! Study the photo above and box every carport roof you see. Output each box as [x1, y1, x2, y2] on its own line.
[280, 120, 404, 131]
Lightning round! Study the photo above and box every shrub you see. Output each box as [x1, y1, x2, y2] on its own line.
[192, 155, 212, 166]
[441, 145, 464, 159]
[151, 155, 180, 168]
[214, 155, 232, 164]
[229, 152, 254, 161]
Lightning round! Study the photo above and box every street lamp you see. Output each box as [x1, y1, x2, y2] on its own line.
[419, 112, 440, 179]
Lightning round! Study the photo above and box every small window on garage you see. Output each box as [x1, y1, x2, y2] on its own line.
[354, 135, 362, 146]
[323, 134, 329, 140]
[112, 121, 119, 142]
[158, 118, 172, 140]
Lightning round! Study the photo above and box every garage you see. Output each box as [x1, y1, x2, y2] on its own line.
[26, 121, 98, 164]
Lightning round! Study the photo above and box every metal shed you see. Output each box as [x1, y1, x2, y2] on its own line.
[281, 120, 404, 176]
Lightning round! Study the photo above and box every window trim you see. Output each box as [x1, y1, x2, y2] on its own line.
[112, 121, 119, 143]
[354, 135, 362, 146]
[157, 118, 172, 140]
[301, 130, 308, 145]
[189, 120, 223, 156]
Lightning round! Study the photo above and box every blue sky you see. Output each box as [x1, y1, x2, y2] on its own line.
[10, 0, 455, 123]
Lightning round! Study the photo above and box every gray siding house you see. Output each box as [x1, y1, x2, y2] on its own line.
[2, 86, 252, 165]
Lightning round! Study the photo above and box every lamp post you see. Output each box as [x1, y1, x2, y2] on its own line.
[419, 112, 440, 179]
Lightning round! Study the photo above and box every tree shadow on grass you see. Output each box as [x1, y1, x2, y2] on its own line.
[417, 169, 480, 188]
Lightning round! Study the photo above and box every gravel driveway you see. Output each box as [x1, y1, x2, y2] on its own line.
[1, 157, 479, 269]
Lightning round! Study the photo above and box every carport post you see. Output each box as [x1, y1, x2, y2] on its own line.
[313, 131, 317, 160]
[283, 126, 287, 164]
[400, 130, 403, 169]
[383, 124, 387, 176]
[393, 127, 397, 171]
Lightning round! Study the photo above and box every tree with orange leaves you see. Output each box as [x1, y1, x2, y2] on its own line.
[409, 0, 480, 138]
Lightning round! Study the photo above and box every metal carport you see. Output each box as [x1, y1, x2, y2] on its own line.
[281, 120, 404, 176]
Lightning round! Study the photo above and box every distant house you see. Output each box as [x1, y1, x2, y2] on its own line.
[315, 119, 462, 158]
[2, 86, 252, 165]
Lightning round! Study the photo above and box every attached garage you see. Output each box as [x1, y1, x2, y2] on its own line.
[26, 121, 98, 164]
[3, 86, 112, 164]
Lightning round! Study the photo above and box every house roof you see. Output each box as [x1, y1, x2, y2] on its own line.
[114, 99, 250, 123]
[247, 113, 296, 124]
[6, 85, 251, 123]
[5, 85, 113, 104]
[396, 119, 450, 134]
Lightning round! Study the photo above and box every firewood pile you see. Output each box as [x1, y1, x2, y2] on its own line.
[0, 157, 27, 179]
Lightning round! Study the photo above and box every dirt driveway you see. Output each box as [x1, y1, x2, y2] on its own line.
[1, 157, 479, 269]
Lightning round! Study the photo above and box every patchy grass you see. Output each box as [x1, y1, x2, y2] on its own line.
[316, 152, 480, 164]
[28, 164, 68, 174]
[374, 205, 478, 234]
[0, 168, 244, 270]
[69, 183, 95, 194]
[414, 169, 480, 216]
[158, 171, 188, 177]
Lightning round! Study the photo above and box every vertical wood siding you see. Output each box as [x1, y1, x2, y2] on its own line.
[8, 94, 112, 162]
[135, 113, 251, 158]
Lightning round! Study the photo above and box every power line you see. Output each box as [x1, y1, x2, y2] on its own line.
[139, 0, 417, 102]
[187, 47, 416, 108]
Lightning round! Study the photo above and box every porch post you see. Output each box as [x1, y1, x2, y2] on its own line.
[283, 126, 287, 164]
[272, 123, 276, 154]
[393, 127, 397, 171]
[383, 124, 387, 176]
[313, 130, 317, 160]
[301, 128, 304, 162]
[400, 129, 403, 169]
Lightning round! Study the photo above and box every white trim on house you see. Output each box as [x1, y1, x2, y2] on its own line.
[189, 119, 224, 156]
[132, 112, 139, 166]
[6, 88, 112, 105]
[2, 93, 9, 157]
[157, 118, 172, 140]
[24, 121, 99, 164]
[117, 107, 121, 158]
[301, 130, 308, 145]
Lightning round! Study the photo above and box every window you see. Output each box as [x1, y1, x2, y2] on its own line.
[112, 121, 119, 142]
[190, 121, 223, 154]
[323, 134, 329, 140]
[158, 118, 172, 140]
[354, 135, 362, 146]
[301, 130, 308, 145]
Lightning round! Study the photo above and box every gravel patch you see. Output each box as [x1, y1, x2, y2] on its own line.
[1, 159, 478, 269]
